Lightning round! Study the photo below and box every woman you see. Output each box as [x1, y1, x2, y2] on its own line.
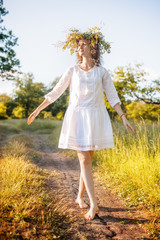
[27, 28, 135, 221]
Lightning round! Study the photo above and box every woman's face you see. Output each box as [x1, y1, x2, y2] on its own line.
[77, 39, 91, 57]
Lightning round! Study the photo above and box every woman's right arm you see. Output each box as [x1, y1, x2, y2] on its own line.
[27, 98, 51, 125]
[27, 66, 73, 125]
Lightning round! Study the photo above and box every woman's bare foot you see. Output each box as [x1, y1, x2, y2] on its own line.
[84, 206, 99, 220]
[75, 198, 88, 209]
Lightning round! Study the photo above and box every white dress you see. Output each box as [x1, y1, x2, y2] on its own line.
[44, 64, 121, 151]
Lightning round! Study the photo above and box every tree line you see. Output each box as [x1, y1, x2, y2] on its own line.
[0, 64, 159, 121]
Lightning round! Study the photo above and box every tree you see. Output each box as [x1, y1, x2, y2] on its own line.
[133, 79, 160, 105]
[0, 93, 17, 117]
[103, 63, 160, 119]
[0, 73, 70, 120]
[126, 101, 160, 121]
[113, 63, 160, 105]
[12, 106, 25, 119]
[15, 73, 46, 118]
[0, 0, 20, 80]
[0, 102, 8, 119]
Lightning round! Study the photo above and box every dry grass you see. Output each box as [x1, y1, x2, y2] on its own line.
[0, 133, 77, 239]
[93, 119, 160, 238]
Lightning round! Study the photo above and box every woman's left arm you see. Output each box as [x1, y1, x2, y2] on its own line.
[102, 67, 135, 135]
[113, 102, 135, 134]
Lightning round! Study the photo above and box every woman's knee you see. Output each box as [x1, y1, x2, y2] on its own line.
[77, 151, 91, 165]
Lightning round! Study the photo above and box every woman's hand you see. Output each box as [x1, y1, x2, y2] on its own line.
[27, 98, 50, 125]
[121, 116, 135, 134]
[27, 109, 40, 125]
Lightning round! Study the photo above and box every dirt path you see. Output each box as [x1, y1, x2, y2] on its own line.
[32, 133, 150, 240]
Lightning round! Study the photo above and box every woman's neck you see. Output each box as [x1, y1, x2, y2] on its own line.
[80, 57, 95, 69]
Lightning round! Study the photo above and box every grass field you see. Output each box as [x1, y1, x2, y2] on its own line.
[0, 118, 160, 238]
[94, 119, 160, 211]
[49, 117, 160, 235]
[0, 119, 76, 239]
[93, 119, 160, 236]
[49, 118, 160, 211]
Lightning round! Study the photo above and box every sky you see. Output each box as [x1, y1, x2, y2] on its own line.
[1, 0, 160, 96]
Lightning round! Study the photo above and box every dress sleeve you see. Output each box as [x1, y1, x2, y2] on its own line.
[102, 67, 121, 108]
[44, 66, 72, 104]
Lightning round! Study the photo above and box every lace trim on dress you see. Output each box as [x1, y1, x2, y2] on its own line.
[59, 136, 114, 150]
[58, 142, 114, 151]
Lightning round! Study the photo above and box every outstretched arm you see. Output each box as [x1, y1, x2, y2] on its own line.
[27, 98, 50, 125]
[113, 102, 135, 134]
[27, 66, 73, 125]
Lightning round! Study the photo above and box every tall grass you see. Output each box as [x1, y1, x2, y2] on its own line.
[0, 119, 60, 134]
[49, 118, 160, 212]
[37, 117, 160, 214]
[0, 121, 21, 134]
[93, 119, 160, 214]
[0, 133, 76, 239]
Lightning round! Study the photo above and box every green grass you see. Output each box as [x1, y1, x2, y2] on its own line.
[92, 119, 160, 237]
[49, 117, 160, 217]
[93, 119, 160, 212]
[49, 118, 160, 214]
[0, 119, 60, 133]
[0, 121, 21, 134]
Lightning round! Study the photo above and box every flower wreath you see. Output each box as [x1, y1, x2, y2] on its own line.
[57, 26, 111, 55]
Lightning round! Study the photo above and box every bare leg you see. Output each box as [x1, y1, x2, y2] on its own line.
[77, 150, 98, 220]
[75, 150, 94, 208]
